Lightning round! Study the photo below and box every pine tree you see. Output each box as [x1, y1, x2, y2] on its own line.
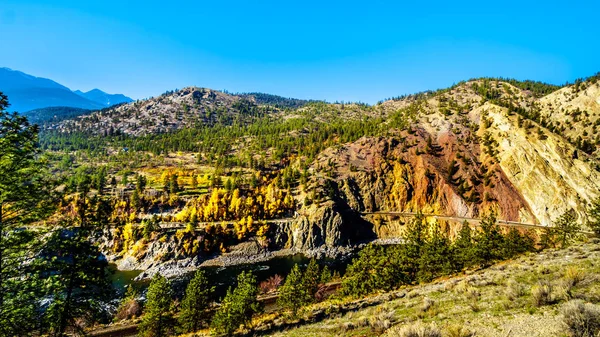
[136, 174, 147, 193]
[277, 264, 306, 317]
[179, 270, 214, 333]
[473, 212, 505, 266]
[417, 221, 454, 282]
[0, 93, 55, 336]
[138, 274, 175, 337]
[41, 224, 112, 336]
[402, 213, 427, 280]
[553, 209, 581, 248]
[502, 228, 535, 258]
[210, 271, 260, 335]
[190, 175, 198, 190]
[453, 221, 476, 270]
[302, 259, 320, 302]
[340, 244, 400, 296]
[320, 265, 332, 284]
[169, 174, 180, 195]
[589, 197, 600, 235]
[131, 188, 141, 211]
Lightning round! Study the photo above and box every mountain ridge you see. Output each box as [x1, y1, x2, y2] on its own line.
[0, 67, 132, 115]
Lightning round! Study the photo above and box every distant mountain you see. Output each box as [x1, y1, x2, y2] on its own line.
[74, 88, 132, 107]
[0, 67, 132, 116]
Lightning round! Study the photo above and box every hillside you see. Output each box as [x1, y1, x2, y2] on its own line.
[5, 72, 600, 337]
[34, 75, 600, 283]
[51, 87, 279, 136]
[287, 79, 600, 253]
[537, 75, 600, 159]
[252, 240, 600, 337]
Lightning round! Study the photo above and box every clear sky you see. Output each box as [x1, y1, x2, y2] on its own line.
[1, 0, 599, 103]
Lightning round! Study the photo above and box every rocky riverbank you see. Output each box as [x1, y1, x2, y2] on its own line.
[110, 238, 360, 282]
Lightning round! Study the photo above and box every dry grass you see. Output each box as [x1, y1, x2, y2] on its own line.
[444, 325, 475, 337]
[531, 281, 553, 307]
[385, 322, 442, 337]
[259, 242, 600, 337]
[561, 300, 600, 337]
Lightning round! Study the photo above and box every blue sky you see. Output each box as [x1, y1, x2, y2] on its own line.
[0, 0, 599, 103]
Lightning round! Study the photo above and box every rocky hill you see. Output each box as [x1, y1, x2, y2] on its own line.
[281, 79, 600, 251]
[50, 87, 281, 136]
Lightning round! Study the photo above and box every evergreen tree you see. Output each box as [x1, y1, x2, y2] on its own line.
[41, 224, 112, 336]
[320, 265, 332, 284]
[473, 212, 505, 266]
[190, 175, 198, 190]
[553, 209, 581, 248]
[169, 174, 180, 195]
[277, 264, 306, 317]
[502, 228, 535, 258]
[210, 271, 260, 335]
[302, 259, 320, 302]
[453, 221, 476, 270]
[402, 213, 427, 280]
[417, 222, 454, 282]
[340, 244, 402, 296]
[138, 274, 175, 337]
[136, 174, 147, 193]
[589, 197, 600, 235]
[178, 270, 214, 333]
[131, 188, 141, 211]
[0, 93, 55, 337]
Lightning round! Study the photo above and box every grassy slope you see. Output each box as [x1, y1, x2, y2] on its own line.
[249, 241, 600, 337]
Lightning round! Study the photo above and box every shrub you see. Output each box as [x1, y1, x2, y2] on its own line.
[561, 300, 600, 337]
[564, 267, 586, 288]
[386, 322, 442, 337]
[444, 325, 475, 337]
[369, 310, 395, 333]
[420, 298, 436, 313]
[114, 288, 142, 321]
[531, 281, 553, 307]
[464, 287, 481, 312]
[259, 274, 283, 294]
[506, 278, 525, 301]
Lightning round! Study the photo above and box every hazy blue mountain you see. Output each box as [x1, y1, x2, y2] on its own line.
[0, 67, 131, 114]
[74, 88, 132, 106]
